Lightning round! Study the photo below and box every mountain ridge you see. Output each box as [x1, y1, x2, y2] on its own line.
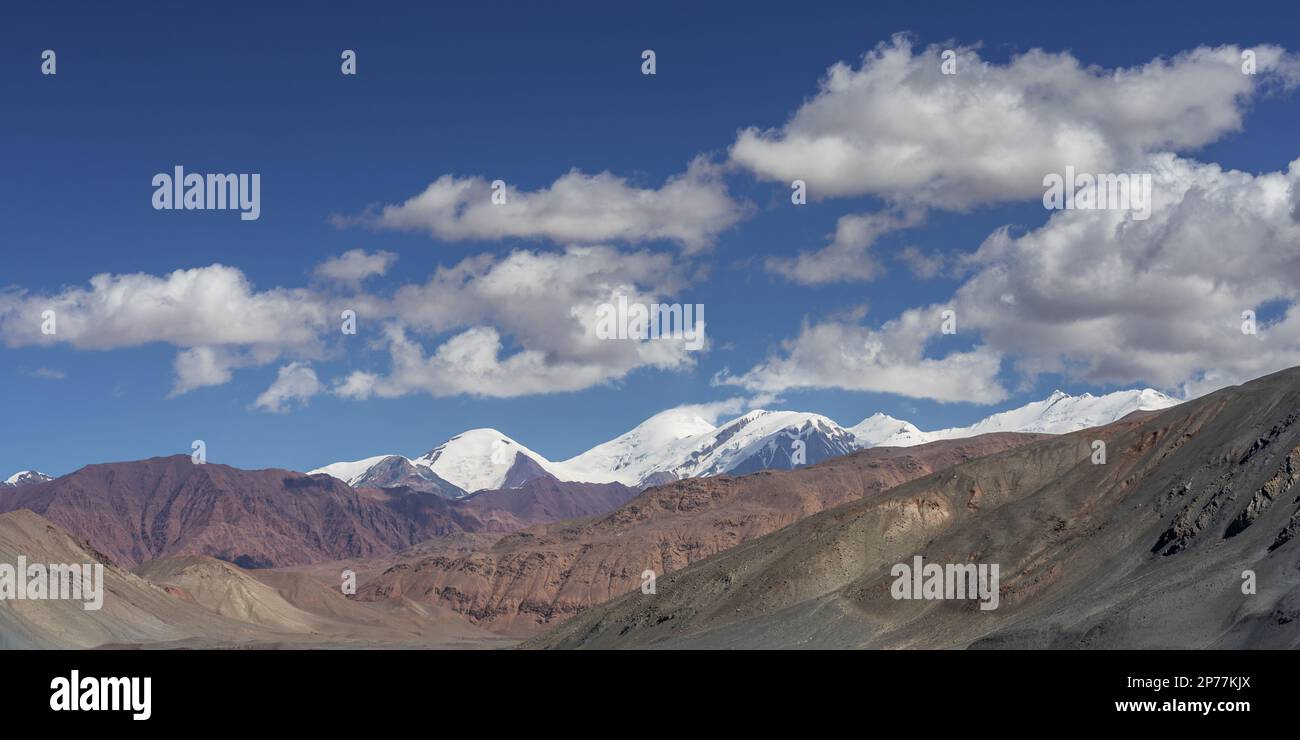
[0, 455, 635, 569]
[312, 388, 1181, 491]
[527, 368, 1300, 649]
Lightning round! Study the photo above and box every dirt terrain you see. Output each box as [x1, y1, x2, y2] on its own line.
[0, 509, 510, 649]
[529, 367, 1300, 649]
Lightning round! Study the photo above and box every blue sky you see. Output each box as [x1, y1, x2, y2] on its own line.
[4, 0, 1300, 476]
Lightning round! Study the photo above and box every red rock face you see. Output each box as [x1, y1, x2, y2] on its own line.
[0, 456, 430, 568]
[358, 433, 1045, 634]
[0, 455, 638, 569]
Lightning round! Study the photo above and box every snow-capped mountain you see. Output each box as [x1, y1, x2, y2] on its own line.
[557, 410, 859, 485]
[556, 408, 720, 486]
[310, 429, 564, 496]
[1, 471, 54, 489]
[848, 388, 1180, 448]
[311, 454, 398, 487]
[312, 454, 467, 499]
[849, 413, 931, 447]
[654, 411, 859, 481]
[311, 388, 1182, 494]
[412, 429, 567, 492]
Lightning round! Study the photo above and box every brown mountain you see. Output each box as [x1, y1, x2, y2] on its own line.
[0, 509, 504, 649]
[0, 456, 636, 569]
[357, 432, 1044, 634]
[0, 456, 429, 568]
[530, 367, 1300, 649]
[344, 455, 467, 499]
[458, 475, 642, 523]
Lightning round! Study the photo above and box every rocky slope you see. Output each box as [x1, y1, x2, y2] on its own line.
[0, 509, 505, 649]
[529, 367, 1300, 649]
[357, 432, 1044, 634]
[0, 456, 635, 569]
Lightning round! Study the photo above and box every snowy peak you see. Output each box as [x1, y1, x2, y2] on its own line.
[310, 387, 1182, 495]
[1, 471, 53, 488]
[309, 455, 402, 487]
[851, 388, 1180, 448]
[944, 387, 1179, 438]
[849, 413, 929, 448]
[549, 408, 858, 485]
[310, 429, 559, 496]
[557, 408, 717, 486]
[310, 454, 466, 499]
[413, 428, 560, 493]
[660, 409, 859, 481]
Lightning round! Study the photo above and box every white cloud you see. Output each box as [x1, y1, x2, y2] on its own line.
[766, 208, 923, 284]
[341, 158, 746, 252]
[717, 307, 1007, 404]
[897, 245, 947, 279]
[0, 245, 716, 404]
[0, 265, 327, 350]
[662, 394, 779, 425]
[254, 362, 322, 413]
[171, 346, 237, 396]
[729, 153, 1300, 402]
[335, 245, 706, 399]
[951, 153, 1300, 395]
[335, 324, 647, 399]
[0, 265, 330, 397]
[731, 36, 1298, 209]
[313, 249, 397, 283]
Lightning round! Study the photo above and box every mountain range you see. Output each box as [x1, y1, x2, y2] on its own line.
[7, 370, 1300, 649]
[310, 388, 1180, 492]
[0, 456, 635, 569]
[353, 432, 1044, 633]
[530, 368, 1300, 649]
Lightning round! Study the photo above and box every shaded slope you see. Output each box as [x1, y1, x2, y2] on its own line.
[0, 510, 257, 649]
[0, 510, 508, 649]
[530, 367, 1300, 649]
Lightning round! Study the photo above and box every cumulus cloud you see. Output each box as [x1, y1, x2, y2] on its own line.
[0, 244, 714, 405]
[952, 153, 1300, 395]
[334, 245, 706, 399]
[254, 362, 322, 413]
[729, 153, 1300, 402]
[731, 36, 1298, 209]
[171, 346, 237, 396]
[335, 324, 649, 399]
[0, 265, 328, 350]
[766, 208, 924, 284]
[313, 249, 397, 284]
[0, 265, 331, 396]
[716, 307, 1008, 404]
[339, 158, 746, 252]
